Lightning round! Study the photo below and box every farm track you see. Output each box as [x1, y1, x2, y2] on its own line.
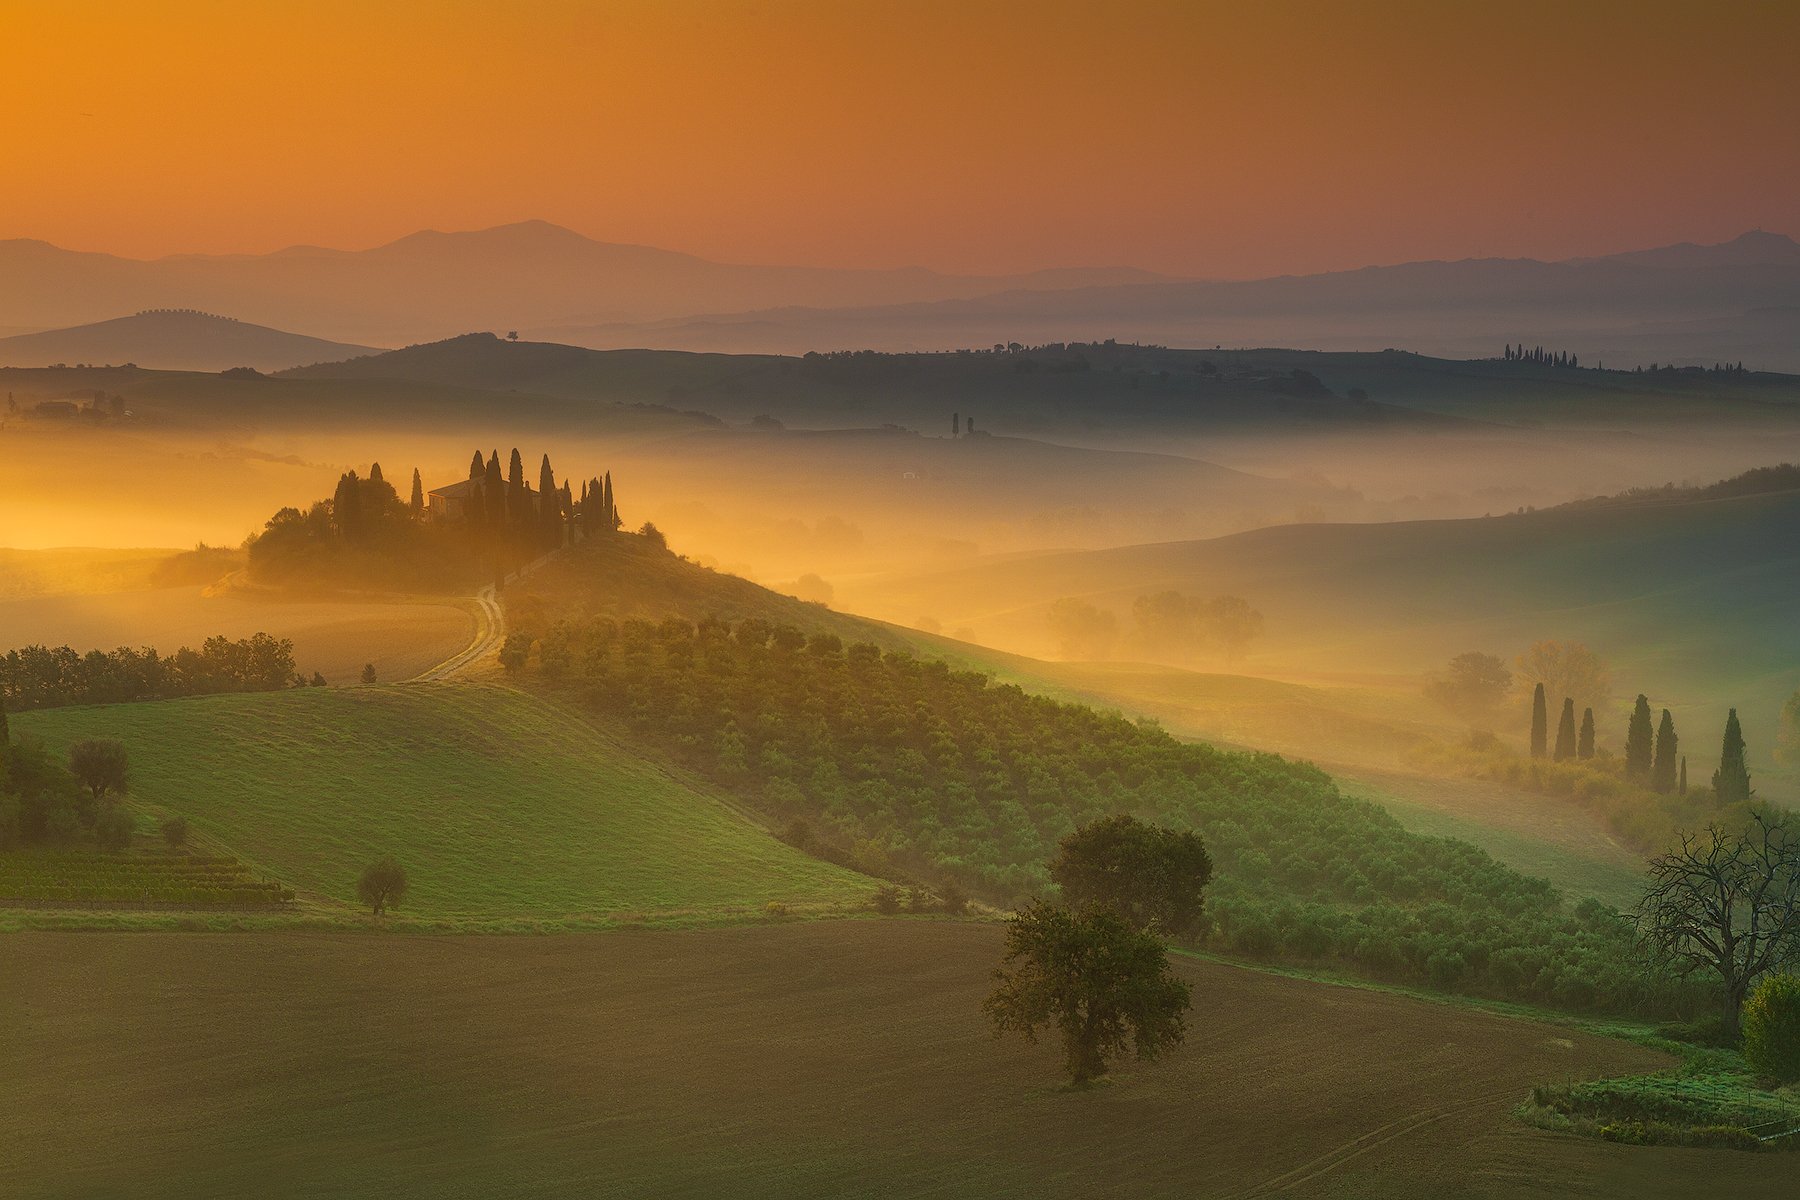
[409, 584, 501, 681]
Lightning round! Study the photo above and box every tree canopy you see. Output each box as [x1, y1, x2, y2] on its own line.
[1049, 815, 1212, 937]
[984, 900, 1191, 1084]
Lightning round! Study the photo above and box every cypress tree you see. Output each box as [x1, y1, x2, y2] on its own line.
[538, 453, 559, 545]
[1577, 707, 1595, 759]
[1679, 755, 1687, 795]
[507, 449, 527, 532]
[1652, 709, 1679, 793]
[368, 462, 384, 486]
[484, 453, 505, 528]
[1712, 709, 1753, 804]
[410, 468, 424, 515]
[469, 451, 484, 480]
[1624, 694, 1654, 782]
[1553, 697, 1577, 761]
[603, 472, 616, 528]
[1530, 683, 1548, 759]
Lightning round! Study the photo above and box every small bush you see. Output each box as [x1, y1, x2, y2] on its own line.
[360, 663, 378, 684]
[94, 808, 135, 852]
[873, 885, 902, 915]
[940, 882, 969, 915]
[161, 816, 189, 847]
[1743, 973, 1800, 1083]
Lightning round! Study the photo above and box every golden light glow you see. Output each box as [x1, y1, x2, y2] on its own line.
[0, 0, 1795, 275]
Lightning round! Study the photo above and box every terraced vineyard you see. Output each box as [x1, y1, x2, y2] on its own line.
[0, 852, 293, 909]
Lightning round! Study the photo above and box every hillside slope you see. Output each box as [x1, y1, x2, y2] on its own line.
[13, 684, 869, 921]
[0, 310, 376, 371]
[842, 490, 1800, 779]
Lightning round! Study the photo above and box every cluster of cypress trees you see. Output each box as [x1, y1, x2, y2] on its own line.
[1503, 344, 1579, 367]
[1531, 685, 1753, 803]
[458, 448, 620, 551]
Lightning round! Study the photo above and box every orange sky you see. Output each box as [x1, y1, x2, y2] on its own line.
[1, 0, 1795, 277]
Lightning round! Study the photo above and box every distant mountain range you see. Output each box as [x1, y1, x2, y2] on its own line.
[2, 223, 1797, 368]
[0, 310, 375, 372]
[0, 221, 1172, 349]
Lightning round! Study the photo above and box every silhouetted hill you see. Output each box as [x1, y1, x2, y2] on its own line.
[0, 221, 1174, 347]
[0, 310, 377, 371]
[557, 232, 1800, 367]
[845, 491, 1800, 774]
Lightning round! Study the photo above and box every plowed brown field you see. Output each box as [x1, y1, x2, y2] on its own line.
[2, 922, 1788, 1198]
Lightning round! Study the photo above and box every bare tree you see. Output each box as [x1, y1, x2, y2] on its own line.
[1634, 812, 1800, 1034]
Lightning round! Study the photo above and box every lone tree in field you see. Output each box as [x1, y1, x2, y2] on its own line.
[985, 900, 1191, 1085]
[1578, 707, 1596, 760]
[360, 662, 378, 684]
[357, 857, 408, 916]
[1049, 815, 1213, 937]
[1625, 694, 1654, 782]
[1652, 709, 1680, 794]
[1553, 697, 1577, 762]
[1713, 708, 1753, 805]
[1634, 812, 1800, 1036]
[68, 739, 128, 804]
[1529, 683, 1548, 759]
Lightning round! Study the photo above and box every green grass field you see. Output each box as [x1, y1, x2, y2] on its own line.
[12, 683, 872, 921]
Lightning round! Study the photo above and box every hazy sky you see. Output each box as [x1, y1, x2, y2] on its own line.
[2, 0, 1795, 277]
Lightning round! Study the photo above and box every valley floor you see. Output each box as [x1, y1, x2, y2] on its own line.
[3, 921, 1787, 1199]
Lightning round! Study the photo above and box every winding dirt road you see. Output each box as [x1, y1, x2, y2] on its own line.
[409, 584, 502, 681]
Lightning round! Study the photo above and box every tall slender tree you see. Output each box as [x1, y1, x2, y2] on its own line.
[1578, 707, 1595, 759]
[484, 452, 505, 528]
[603, 471, 616, 529]
[1553, 697, 1577, 761]
[1530, 683, 1548, 759]
[1713, 708, 1753, 805]
[469, 450, 484, 480]
[538, 453, 559, 546]
[1625, 694, 1654, 782]
[409, 468, 424, 516]
[368, 462, 385, 486]
[507, 448, 528, 532]
[1680, 755, 1688, 795]
[1652, 709, 1679, 793]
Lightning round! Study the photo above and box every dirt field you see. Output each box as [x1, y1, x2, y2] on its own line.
[3, 921, 1787, 1198]
[0, 585, 471, 683]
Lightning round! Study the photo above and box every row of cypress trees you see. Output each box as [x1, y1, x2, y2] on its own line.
[1528, 683, 1753, 802]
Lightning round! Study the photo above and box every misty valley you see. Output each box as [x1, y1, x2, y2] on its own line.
[6, 6, 1800, 1196]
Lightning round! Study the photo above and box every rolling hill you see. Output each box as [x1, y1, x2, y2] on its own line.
[0, 221, 1172, 347]
[547, 231, 1800, 367]
[12, 684, 871, 922]
[841, 489, 1800, 783]
[0, 310, 377, 372]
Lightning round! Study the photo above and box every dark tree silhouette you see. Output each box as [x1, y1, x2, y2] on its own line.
[410, 468, 424, 515]
[1652, 709, 1679, 794]
[1553, 697, 1577, 762]
[1635, 813, 1800, 1035]
[1625, 694, 1654, 782]
[1578, 707, 1596, 760]
[1714, 708, 1753, 804]
[984, 900, 1191, 1084]
[1529, 683, 1548, 759]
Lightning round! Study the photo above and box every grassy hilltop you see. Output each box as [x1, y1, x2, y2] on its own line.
[14, 684, 870, 923]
